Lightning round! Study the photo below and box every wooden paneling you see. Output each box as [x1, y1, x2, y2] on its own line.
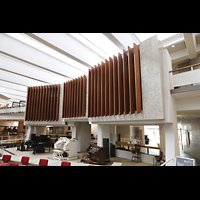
[101, 61, 105, 117]
[105, 59, 109, 116]
[87, 43, 142, 118]
[82, 75, 87, 117]
[128, 46, 136, 114]
[123, 49, 129, 115]
[88, 70, 91, 117]
[62, 75, 87, 118]
[118, 53, 124, 115]
[25, 84, 60, 121]
[113, 55, 118, 115]
[97, 63, 101, 117]
[109, 57, 114, 116]
[134, 43, 142, 114]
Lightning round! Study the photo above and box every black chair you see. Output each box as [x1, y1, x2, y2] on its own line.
[131, 144, 141, 163]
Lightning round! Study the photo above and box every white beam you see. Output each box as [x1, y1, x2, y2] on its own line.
[161, 33, 184, 47]
[183, 33, 197, 59]
[0, 53, 68, 84]
[170, 48, 189, 63]
[0, 34, 84, 79]
[30, 33, 103, 67]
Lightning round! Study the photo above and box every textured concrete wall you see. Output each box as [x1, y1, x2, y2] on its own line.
[140, 35, 164, 120]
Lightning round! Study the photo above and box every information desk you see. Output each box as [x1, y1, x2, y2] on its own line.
[116, 141, 160, 154]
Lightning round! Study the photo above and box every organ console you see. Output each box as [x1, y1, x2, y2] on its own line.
[86, 144, 106, 165]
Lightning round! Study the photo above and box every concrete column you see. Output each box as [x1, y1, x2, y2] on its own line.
[35, 126, 46, 136]
[75, 122, 91, 152]
[25, 126, 35, 141]
[97, 124, 110, 147]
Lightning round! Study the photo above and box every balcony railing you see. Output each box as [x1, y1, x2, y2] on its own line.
[169, 63, 200, 88]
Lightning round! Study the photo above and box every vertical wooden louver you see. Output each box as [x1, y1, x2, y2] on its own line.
[62, 75, 87, 118]
[25, 84, 60, 121]
[88, 43, 142, 117]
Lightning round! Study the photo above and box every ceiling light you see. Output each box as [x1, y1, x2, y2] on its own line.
[172, 45, 175, 48]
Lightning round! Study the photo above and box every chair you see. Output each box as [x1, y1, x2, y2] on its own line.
[0, 155, 12, 166]
[61, 161, 71, 166]
[9, 162, 19, 166]
[21, 156, 30, 166]
[131, 144, 141, 163]
[39, 159, 48, 166]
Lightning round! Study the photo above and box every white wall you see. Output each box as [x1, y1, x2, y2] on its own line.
[178, 118, 200, 160]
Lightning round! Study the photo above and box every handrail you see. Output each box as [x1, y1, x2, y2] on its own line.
[169, 62, 200, 73]
[160, 157, 174, 166]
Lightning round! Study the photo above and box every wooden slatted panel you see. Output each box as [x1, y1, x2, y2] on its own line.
[62, 82, 66, 118]
[134, 43, 142, 114]
[43, 86, 48, 121]
[97, 64, 101, 117]
[128, 46, 136, 114]
[64, 81, 71, 117]
[46, 85, 51, 121]
[88, 70, 91, 117]
[109, 57, 114, 116]
[82, 75, 87, 117]
[53, 85, 57, 121]
[56, 84, 60, 121]
[94, 66, 97, 117]
[105, 59, 109, 116]
[123, 49, 129, 115]
[32, 87, 37, 121]
[113, 55, 118, 115]
[118, 53, 124, 115]
[76, 78, 80, 117]
[101, 61, 105, 117]
[79, 76, 83, 117]
[90, 68, 94, 117]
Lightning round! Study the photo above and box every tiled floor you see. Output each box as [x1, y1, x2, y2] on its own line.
[0, 147, 152, 166]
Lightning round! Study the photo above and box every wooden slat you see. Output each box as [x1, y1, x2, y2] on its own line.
[53, 85, 57, 121]
[49, 85, 53, 121]
[109, 57, 114, 116]
[70, 80, 74, 117]
[56, 84, 60, 121]
[43, 86, 48, 121]
[79, 77, 83, 117]
[123, 49, 130, 115]
[90, 68, 94, 117]
[76, 78, 80, 117]
[101, 61, 105, 117]
[35, 86, 39, 121]
[66, 82, 69, 118]
[88, 70, 91, 117]
[62, 82, 66, 118]
[105, 59, 109, 116]
[94, 66, 97, 117]
[72, 79, 77, 117]
[118, 53, 124, 115]
[97, 64, 101, 117]
[113, 55, 118, 115]
[41, 86, 46, 121]
[128, 46, 136, 114]
[32, 87, 37, 121]
[46, 86, 51, 121]
[82, 75, 87, 117]
[134, 43, 142, 114]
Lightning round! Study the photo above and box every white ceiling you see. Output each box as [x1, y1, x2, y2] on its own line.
[0, 33, 200, 105]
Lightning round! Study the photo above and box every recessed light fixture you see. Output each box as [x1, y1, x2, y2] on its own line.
[172, 45, 175, 48]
